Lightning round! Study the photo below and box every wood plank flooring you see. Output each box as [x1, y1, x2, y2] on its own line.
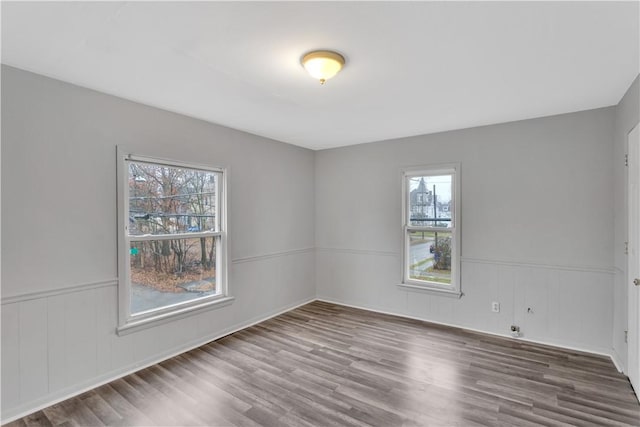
[5, 301, 640, 426]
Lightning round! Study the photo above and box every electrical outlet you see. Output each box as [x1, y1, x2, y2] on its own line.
[510, 325, 521, 337]
[491, 301, 500, 313]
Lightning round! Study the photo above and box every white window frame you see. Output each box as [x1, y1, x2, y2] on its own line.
[116, 147, 232, 335]
[400, 163, 461, 297]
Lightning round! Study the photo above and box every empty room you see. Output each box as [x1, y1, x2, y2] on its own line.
[2, 1, 640, 426]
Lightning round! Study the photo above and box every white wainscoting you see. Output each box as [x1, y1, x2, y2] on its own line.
[2, 246, 618, 422]
[612, 267, 629, 373]
[0, 249, 315, 424]
[316, 248, 615, 359]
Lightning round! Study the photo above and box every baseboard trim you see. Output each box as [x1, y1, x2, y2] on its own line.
[611, 347, 626, 373]
[315, 297, 620, 370]
[0, 295, 316, 424]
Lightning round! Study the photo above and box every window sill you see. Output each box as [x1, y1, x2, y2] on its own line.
[117, 296, 235, 336]
[397, 283, 463, 298]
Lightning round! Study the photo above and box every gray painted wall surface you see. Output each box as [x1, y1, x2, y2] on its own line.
[315, 107, 616, 357]
[1, 66, 316, 420]
[613, 75, 640, 372]
[2, 65, 638, 422]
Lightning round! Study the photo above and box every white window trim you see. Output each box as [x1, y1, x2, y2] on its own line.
[116, 147, 231, 335]
[400, 163, 461, 297]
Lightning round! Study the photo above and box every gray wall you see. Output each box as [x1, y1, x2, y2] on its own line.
[315, 107, 616, 356]
[1, 66, 316, 420]
[613, 75, 640, 372]
[2, 64, 638, 422]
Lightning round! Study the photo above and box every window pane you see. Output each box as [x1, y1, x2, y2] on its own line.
[128, 162, 218, 236]
[408, 230, 452, 284]
[130, 237, 218, 314]
[408, 174, 453, 227]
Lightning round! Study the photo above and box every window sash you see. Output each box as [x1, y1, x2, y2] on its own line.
[129, 234, 223, 319]
[126, 159, 222, 235]
[404, 229, 455, 288]
[126, 235, 225, 320]
[404, 172, 455, 228]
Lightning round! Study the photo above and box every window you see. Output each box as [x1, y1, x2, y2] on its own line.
[402, 164, 460, 296]
[117, 149, 231, 333]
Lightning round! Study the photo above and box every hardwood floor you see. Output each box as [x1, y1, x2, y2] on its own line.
[5, 301, 640, 426]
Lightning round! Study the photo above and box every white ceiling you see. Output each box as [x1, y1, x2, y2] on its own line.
[2, 1, 639, 150]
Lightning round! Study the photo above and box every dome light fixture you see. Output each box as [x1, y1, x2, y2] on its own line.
[301, 50, 345, 85]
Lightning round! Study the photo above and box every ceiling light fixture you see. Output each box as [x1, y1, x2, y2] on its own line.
[301, 50, 345, 85]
